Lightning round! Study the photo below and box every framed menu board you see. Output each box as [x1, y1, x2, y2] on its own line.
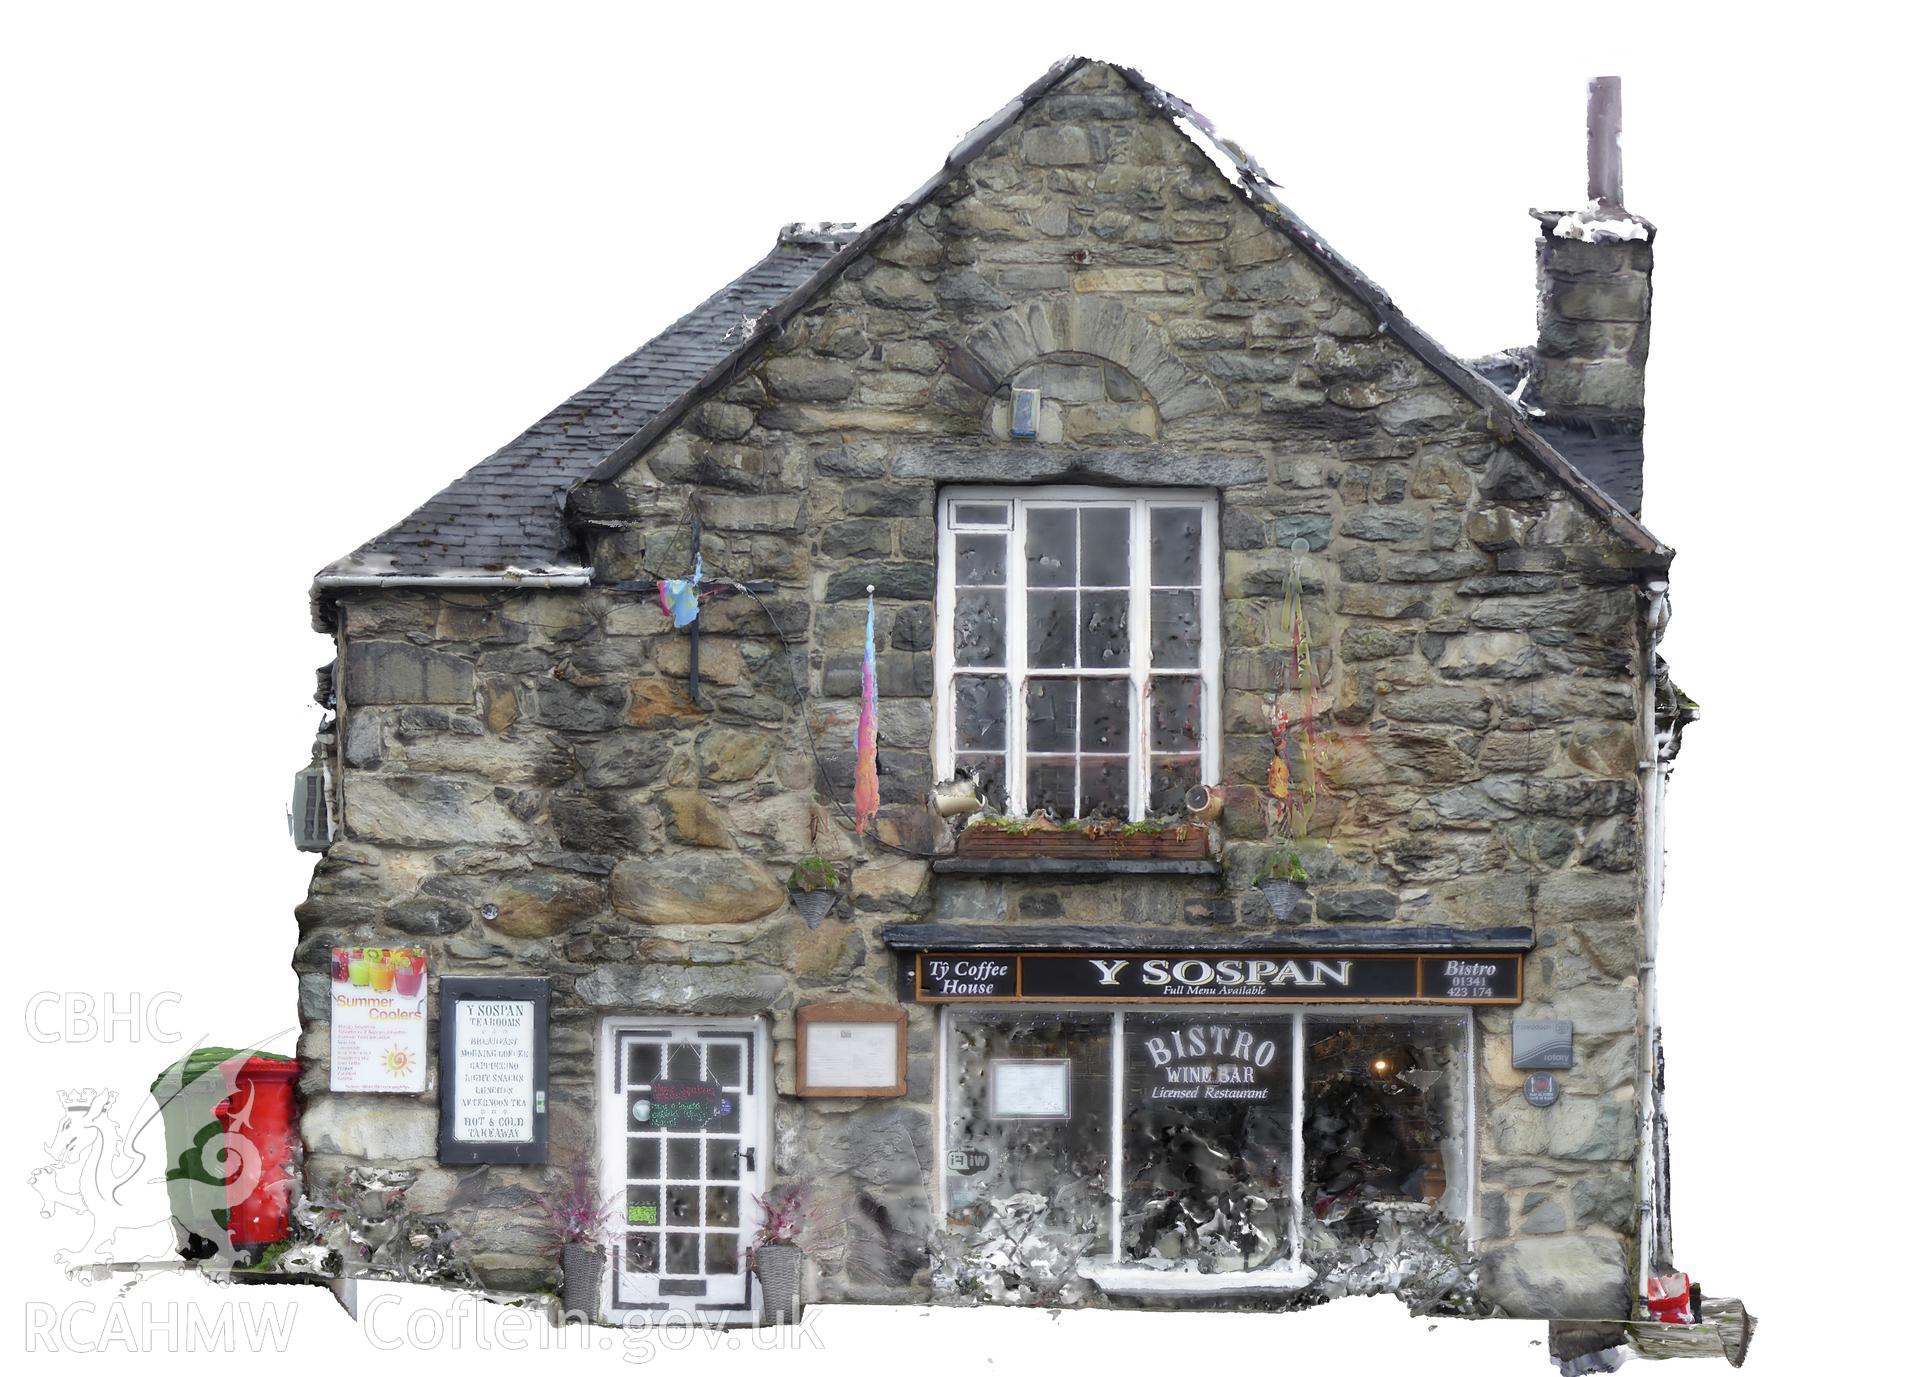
[438, 977, 549, 1164]
[796, 1003, 907, 1098]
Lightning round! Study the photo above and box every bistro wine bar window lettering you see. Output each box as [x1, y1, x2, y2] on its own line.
[936, 488, 1221, 819]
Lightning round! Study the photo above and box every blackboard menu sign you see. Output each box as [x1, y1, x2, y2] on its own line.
[438, 977, 549, 1165]
[645, 1079, 734, 1130]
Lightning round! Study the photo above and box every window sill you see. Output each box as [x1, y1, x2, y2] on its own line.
[930, 857, 1222, 879]
[1077, 1260, 1315, 1296]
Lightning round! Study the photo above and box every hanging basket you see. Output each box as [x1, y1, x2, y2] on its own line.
[753, 1243, 805, 1325]
[560, 1241, 603, 1322]
[789, 889, 837, 928]
[1258, 878, 1308, 921]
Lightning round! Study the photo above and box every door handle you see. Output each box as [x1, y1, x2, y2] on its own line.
[736, 1146, 756, 1172]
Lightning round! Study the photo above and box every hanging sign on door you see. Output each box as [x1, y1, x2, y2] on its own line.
[643, 1079, 734, 1131]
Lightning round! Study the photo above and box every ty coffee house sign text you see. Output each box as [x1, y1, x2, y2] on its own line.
[910, 950, 1522, 1005]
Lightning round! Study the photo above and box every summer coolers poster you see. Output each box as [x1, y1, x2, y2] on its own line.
[329, 946, 428, 1092]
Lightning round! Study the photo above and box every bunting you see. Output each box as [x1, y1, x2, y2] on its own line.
[854, 588, 880, 835]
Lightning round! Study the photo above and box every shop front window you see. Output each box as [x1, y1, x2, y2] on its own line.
[937, 1007, 1473, 1301]
[939, 1010, 1112, 1300]
[1122, 1014, 1293, 1274]
[1304, 1016, 1470, 1241]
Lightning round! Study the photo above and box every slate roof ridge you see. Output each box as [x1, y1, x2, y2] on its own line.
[581, 56, 1669, 563]
[313, 226, 854, 594]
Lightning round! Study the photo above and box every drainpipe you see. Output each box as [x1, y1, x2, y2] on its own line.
[1635, 577, 1672, 1315]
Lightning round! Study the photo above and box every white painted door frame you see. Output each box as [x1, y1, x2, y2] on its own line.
[597, 1015, 770, 1323]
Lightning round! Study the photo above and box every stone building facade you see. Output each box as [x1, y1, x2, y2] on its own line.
[293, 59, 1698, 1337]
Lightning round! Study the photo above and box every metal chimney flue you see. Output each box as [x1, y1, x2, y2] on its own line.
[1587, 75, 1624, 208]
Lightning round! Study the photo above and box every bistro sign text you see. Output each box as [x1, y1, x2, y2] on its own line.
[911, 950, 1522, 1005]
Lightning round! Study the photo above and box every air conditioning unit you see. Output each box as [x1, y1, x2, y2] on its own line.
[290, 764, 333, 852]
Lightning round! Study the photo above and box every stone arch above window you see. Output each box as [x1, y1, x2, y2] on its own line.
[948, 297, 1223, 428]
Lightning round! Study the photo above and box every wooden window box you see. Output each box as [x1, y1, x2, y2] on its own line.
[953, 823, 1211, 862]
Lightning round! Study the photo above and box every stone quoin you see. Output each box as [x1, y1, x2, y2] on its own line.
[289, 56, 1746, 1365]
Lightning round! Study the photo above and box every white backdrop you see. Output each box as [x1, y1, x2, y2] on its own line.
[5, 3, 1911, 1372]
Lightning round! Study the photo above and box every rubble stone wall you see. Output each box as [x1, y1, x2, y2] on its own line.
[294, 62, 1659, 1320]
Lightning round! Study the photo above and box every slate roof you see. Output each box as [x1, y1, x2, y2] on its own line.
[317, 56, 1669, 604]
[314, 225, 855, 587]
[1469, 349, 1646, 516]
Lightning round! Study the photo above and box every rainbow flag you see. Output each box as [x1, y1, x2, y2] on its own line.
[854, 591, 880, 835]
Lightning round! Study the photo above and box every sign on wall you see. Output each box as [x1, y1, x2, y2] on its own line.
[1511, 1018, 1576, 1069]
[909, 950, 1524, 1005]
[329, 946, 428, 1093]
[438, 977, 549, 1164]
[797, 1003, 907, 1098]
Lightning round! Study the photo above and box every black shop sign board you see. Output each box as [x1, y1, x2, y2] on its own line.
[909, 951, 1522, 1005]
[438, 977, 550, 1165]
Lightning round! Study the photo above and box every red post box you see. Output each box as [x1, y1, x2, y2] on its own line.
[1647, 1270, 1695, 1324]
[212, 1056, 300, 1247]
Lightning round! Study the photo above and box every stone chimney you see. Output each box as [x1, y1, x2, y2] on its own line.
[1528, 76, 1654, 430]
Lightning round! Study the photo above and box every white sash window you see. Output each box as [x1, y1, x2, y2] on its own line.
[935, 487, 1221, 820]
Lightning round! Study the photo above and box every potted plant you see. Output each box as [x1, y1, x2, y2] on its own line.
[1256, 849, 1310, 920]
[786, 857, 841, 928]
[749, 1184, 811, 1325]
[543, 1159, 614, 1322]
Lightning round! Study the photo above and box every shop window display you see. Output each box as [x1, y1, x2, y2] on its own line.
[937, 1010, 1113, 1301]
[938, 1007, 1474, 1304]
[1303, 1016, 1468, 1241]
[1121, 1015, 1293, 1275]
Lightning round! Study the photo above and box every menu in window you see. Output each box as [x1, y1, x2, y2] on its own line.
[989, 1059, 1072, 1119]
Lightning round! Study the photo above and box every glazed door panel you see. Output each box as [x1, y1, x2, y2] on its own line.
[602, 1021, 765, 1319]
